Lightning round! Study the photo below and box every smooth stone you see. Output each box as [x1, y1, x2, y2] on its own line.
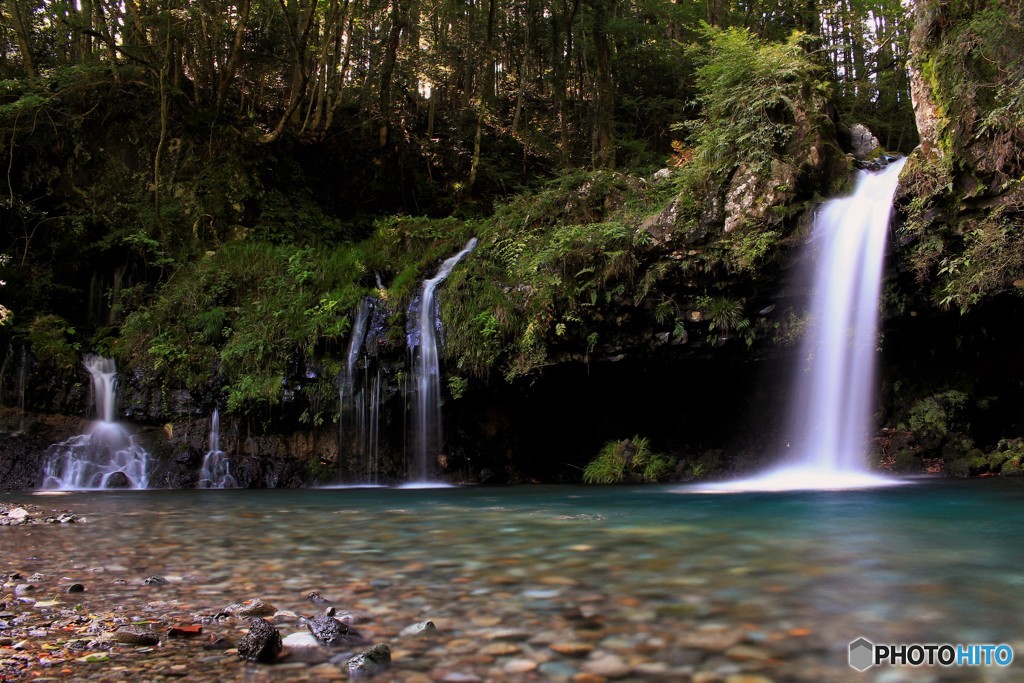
[226, 598, 277, 618]
[481, 642, 521, 656]
[502, 658, 537, 673]
[486, 628, 531, 642]
[6, 509, 29, 521]
[539, 661, 579, 679]
[113, 625, 160, 646]
[400, 621, 438, 638]
[726, 644, 772, 661]
[581, 653, 631, 679]
[550, 642, 594, 657]
[433, 673, 481, 683]
[282, 632, 322, 649]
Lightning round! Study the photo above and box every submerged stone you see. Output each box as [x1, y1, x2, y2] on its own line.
[399, 620, 438, 638]
[113, 625, 160, 646]
[347, 643, 391, 679]
[225, 598, 277, 617]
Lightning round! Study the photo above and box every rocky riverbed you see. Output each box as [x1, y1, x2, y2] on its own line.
[0, 487, 1012, 682]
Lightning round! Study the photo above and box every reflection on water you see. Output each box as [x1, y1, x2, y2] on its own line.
[5, 481, 1023, 681]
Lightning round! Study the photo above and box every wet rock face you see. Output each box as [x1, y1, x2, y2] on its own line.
[849, 123, 881, 160]
[237, 618, 282, 663]
[723, 160, 798, 234]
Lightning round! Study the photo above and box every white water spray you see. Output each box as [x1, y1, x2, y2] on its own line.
[409, 238, 478, 482]
[198, 408, 237, 488]
[696, 159, 907, 492]
[42, 355, 150, 490]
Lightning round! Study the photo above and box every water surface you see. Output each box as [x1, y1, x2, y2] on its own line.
[3, 480, 1021, 681]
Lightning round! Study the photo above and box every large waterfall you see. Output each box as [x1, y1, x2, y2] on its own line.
[42, 355, 150, 490]
[408, 238, 478, 483]
[698, 159, 907, 492]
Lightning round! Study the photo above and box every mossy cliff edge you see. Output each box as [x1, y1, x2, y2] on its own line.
[1, 5, 1022, 485]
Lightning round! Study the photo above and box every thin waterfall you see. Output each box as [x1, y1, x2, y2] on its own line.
[198, 408, 236, 488]
[42, 355, 150, 490]
[0, 342, 12, 409]
[694, 159, 907, 492]
[17, 345, 28, 432]
[339, 296, 385, 483]
[408, 238, 478, 482]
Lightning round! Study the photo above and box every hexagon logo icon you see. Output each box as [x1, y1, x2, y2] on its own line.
[849, 637, 875, 671]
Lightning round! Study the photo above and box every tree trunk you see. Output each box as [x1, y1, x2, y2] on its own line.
[8, 0, 38, 78]
[590, 0, 615, 169]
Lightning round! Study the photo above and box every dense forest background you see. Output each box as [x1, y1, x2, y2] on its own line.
[0, 0, 1021, 485]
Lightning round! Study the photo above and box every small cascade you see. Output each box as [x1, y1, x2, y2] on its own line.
[17, 345, 28, 432]
[339, 298, 381, 482]
[693, 159, 907, 492]
[198, 408, 237, 488]
[408, 238, 478, 482]
[42, 355, 150, 490]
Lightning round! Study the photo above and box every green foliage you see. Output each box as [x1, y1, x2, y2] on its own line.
[906, 389, 969, 451]
[936, 212, 1024, 313]
[892, 450, 923, 473]
[28, 314, 80, 373]
[117, 241, 369, 413]
[687, 27, 829, 176]
[992, 439, 1024, 476]
[442, 170, 661, 380]
[696, 295, 744, 334]
[583, 436, 675, 484]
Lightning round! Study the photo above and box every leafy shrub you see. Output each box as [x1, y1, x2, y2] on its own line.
[686, 27, 829, 176]
[28, 314, 80, 373]
[906, 389, 969, 451]
[583, 436, 675, 484]
[892, 450, 923, 473]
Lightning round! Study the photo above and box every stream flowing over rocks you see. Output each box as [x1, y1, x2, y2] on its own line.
[2, 485, 1020, 682]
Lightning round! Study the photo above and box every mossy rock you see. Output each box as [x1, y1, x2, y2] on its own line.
[944, 458, 970, 477]
[940, 436, 975, 461]
[1000, 456, 1023, 477]
[892, 450, 923, 473]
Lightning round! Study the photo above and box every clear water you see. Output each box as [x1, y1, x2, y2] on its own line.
[7, 481, 1022, 681]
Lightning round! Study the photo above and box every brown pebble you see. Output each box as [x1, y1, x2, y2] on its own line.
[481, 642, 521, 656]
[503, 659, 538, 674]
[549, 642, 594, 657]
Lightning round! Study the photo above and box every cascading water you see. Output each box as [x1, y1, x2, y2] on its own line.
[696, 159, 907, 492]
[338, 298, 388, 484]
[339, 298, 372, 470]
[408, 238, 478, 483]
[198, 408, 237, 488]
[42, 355, 150, 490]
